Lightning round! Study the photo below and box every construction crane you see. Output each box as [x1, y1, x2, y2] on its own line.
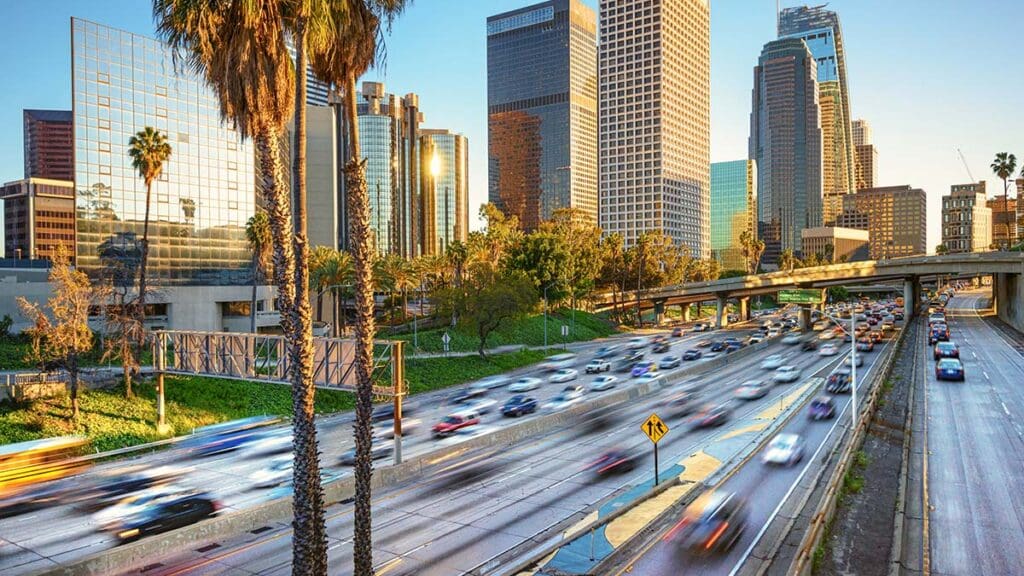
[956, 148, 976, 182]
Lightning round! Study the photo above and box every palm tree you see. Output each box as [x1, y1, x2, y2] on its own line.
[991, 152, 1018, 249]
[329, 250, 354, 336]
[154, 2, 328, 573]
[127, 127, 172, 326]
[245, 212, 273, 333]
[778, 249, 798, 273]
[309, 245, 337, 324]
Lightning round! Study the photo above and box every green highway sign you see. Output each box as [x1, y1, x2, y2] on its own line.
[777, 289, 824, 305]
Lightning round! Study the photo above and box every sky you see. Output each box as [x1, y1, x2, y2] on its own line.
[1, 0, 1022, 253]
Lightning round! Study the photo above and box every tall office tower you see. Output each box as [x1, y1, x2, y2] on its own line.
[487, 0, 598, 231]
[23, 110, 73, 181]
[1, 178, 75, 260]
[749, 37, 823, 264]
[420, 129, 469, 256]
[838, 185, 927, 259]
[780, 5, 855, 225]
[852, 119, 877, 191]
[710, 160, 757, 271]
[852, 119, 871, 146]
[941, 182, 991, 253]
[597, 0, 710, 255]
[987, 196, 1018, 248]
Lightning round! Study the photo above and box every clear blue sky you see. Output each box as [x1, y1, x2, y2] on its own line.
[1, 0, 1022, 252]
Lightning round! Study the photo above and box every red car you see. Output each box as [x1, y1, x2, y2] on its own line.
[432, 412, 480, 438]
[587, 449, 637, 475]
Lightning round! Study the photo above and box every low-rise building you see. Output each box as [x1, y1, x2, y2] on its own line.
[987, 196, 1017, 249]
[801, 226, 870, 263]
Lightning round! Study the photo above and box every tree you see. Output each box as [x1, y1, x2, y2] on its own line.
[541, 208, 603, 311]
[506, 231, 569, 302]
[127, 127, 172, 329]
[438, 266, 537, 356]
[990, 152, 1018, 249]
[822, 243, 835, 265]
[778, 249, 799, 273]
[935, 243, 950, 255]
[102, 283, 144, 399]
[597, 233, 627, 323]
[17, 246, 105, 419]
[245, 212, 273, 333]
[738, 229, 765, 275]
[154, 2, 326, 572]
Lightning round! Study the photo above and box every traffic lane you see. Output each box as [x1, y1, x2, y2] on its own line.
[610, 336, 894, 575]
[925, 296, 1024, 576]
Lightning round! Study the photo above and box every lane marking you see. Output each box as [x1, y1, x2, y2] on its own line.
[1002, 402, 1011, 417]
[983, 371, 990, 380]
[374, 557, 403, 576]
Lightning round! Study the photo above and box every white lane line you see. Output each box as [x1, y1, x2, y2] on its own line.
[972, 351, 977, 359]
[983, 371, 990, 380]
[1002, 402, 1011, 416]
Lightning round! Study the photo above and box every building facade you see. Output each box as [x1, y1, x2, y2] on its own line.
[800, 226, 869, 262]
[710, 160, 757, 271]
[852, 119, 871, 146]
[1018, 178, 1024, 243]
[1, 178, 75, 260]
[420, 129, 469, 256]
[838, 185, 927, 259]
[988, 196, 1018, 249]
[855, 144, 878, 192]
[598, 0, 711, 256]
[24, 110, 74, 181]
[487, 0, 598, 231]
[749, 37, 823, 263]
[941, 182, 992, 253]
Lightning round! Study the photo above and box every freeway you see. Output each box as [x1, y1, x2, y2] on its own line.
[102, 323, 889, 575]
[917, 293, 1024, 575]
[0, 319, 755, 574]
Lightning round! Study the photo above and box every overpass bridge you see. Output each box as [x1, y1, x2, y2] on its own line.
[594, 252, 1024, 332]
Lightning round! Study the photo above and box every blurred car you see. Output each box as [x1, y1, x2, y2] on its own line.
[801, 339, 819, 352]
[659, 355, 682, 369]
[782, 334, 803, 345]
[447, 388, 486, 405]
[935, 358, 965, 381]
[709, 341, 727, 353]
[93, 486, 183, 532]
[735, 380, 770, 400]
[881, 321, 895, 332]
[869, 330, 884, 343]
[933, 341, 959, 360]
[74, 467, 187, 512]
[808, 396, 836, 420]
[543, 391, 585, 411]
[819, 343, 840, 356]
[762, 433, 804, 466]
[373, 418, 421, 439]
[588, 375, 619, 392]
[772, 365, 802, 383]
[826, 369, 852, 393]
[928, 312, 946, 326]
[856, 338, 874, 352]
[696, 339, 713, 348]
[464, 398, 498, 414]
[509, 377, 542, 392]
[593, 345, 621, 359]
[501, 395, 537, 417]
[689, 403, 733, 428]
[549, 368, 579, 383]
[844, 354, 864, 367]
[636, 372, 665, 386]
[928, 325, 949, 345]
[371, 404, 397, 423]
[692, 322, 710, 332]
[818, 329, 836, 341]
[470, 375, 511, 391]
[179, 416, 279, 457]
[725, 343, 742, 354]
[683, 349, 703, 361]
[631, 362, 658, 378]
[672, 327, 685, 338]
[668, 391, 698, 415]
[623, 350, 645, 363]
[541, 353, 578, 371]
[432, 411, 481, 438]
[673, 491, 748, 554]
[653, 341, 671, 354]
[760, 354, 785, 370]
[338, 442, 393, 466]
[587, 449, 637, 475]
[585, 359, 611, 374]
[627, 337, 649, 350]
[100, 489, 220, 542]
[748, 333, 765, 345]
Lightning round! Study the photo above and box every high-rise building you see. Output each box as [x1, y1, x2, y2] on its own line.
[1017, 177, 1024, 243]
[801, 226, 870, 262]
[780, 5, 855, 225]
[24, 110, 74, 181]
[852, 119, 871, 146]
[987, 196, 1018, 248]
[710, 160, 757, 271]
[838, 185, 927, 259]
[749, 37, 823, 263]
[1, 178, 75, 260]
[598, 0, 711, 256]
[285, 41, 331, 107]
[487, 0, 598, 231]
[420, 129, 469, 255]
[852, 119, 877, 191]
[941, 182, 991, 253]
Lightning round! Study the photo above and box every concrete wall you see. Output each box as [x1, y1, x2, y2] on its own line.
[305, 105, 339, 250]
[994, 272, 1024, 334]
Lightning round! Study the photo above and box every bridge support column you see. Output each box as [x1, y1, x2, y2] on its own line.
[653, 299, 667, 325]
[716, 295, 729, 328]
[798, 305, 813, 331]
[904, 278, 917, 319]
[681, 304, 691, 323]
[738, 297, 750, 322]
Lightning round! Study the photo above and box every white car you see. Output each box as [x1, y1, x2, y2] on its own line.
[509, 377, 542, 392]
[626, 337, 649, 350]
[92, 486, 185, 530]
[782, 334, 803, 345]
[819, 343, 839, 356]
[373, 418, 421, 439]
[760, 354, 785, 370]
[844, 354, 864, 367]
[636, 372, 665, 386]
[585, 359, 611, 374]
[543, 392, 584, 411]
[589, 375, 619, 391]
[767, 328, 781, 338]
[748, 334, 765, 345]
[549, 368, 579, 383]
[772, 365, 802, 383]
[250, 455, 294, 487]
[470, 375, 511, 391]
[541, 353, 577, 371]
[465, 398, 498, 414]
[762, 433, 804, 466]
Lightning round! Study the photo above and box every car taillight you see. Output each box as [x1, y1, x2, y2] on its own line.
[705, 521, 730, 550]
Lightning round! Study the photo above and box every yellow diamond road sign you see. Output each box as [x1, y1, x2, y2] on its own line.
[642, 413, 669, 444]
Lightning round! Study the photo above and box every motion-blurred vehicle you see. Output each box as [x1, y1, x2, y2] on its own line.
[869, 330, 884, 343]
[509, 377, 542, 392]
[844, 354, 864, 367]
[683, 349, 703, 361]
[627, 337, 649, 350]
[935, 358, 965, 381]
[653, 341, 671, 354]
[180, 416, 280, 457]
[933, 341, 959, 360]
[549, 368, 579, 383]
[103, 489, 220, 543]
[671, 490, 748, 554]
[782, 334, 803, 345]
[543, 390, 585, 411]
[735, 380, 770, 400]
[541, 353, 578, 371]
[338, 443, 393, 466]
[585, 359, 611, 373]
[588, 375, 619, 392]
[659, 355, 681, 369]
[501, 395, 538, 417]
[631, 362, 657, 378]
[251, 455, 294, 486]
[373, 418, 421, 439]
[692, 322, 710, 332]
[748, 333, 765, 345]
[74, 466, 188, 512]
[818, 329, 836, 341]
[587, 449, 636, 475]
[808, 396, 836, 420]
[826, 369, 852, 393]
[470, 375, 511, 391]
[447, 387, 486, 405]
[672, 327, 685, 338]
[928, 312, 946, 326]
[636, 372, 665, 386]
[801, 339, 819, 352]
[0, 436, 90, 504]
[464, 398, 498, 414]
[689, 403, 733, 428]
[772, 365, 802, 383]
[881, 321, 895, 332]
[432, 411, 481, 438]
[668, 391, 698, 415]
[760, 354, 785, 370]
[709, 341, 727, 353]
[593, 345, 621, 359]
[762, 433, 804, 466]
[856, 338, 874, 352]
[696, 339, 713, 348]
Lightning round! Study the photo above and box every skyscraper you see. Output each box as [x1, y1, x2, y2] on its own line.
[749, 37, 823, 263]
[23, 110, 73, 181]
[780, 5, 855, 225]
[852, 119, 877, 191]
[420, 129, 469, 255]
[838, 185, 927, 258]
[598, 0, 711, 256]
[710, 160, 757, 271]
[487, 0, 598, 231]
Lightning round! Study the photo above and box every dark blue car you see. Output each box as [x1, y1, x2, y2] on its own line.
[935, 358, 964, 381]
[709, 341, 726, 353]
[682, 349, 703, 361]
[502, 395, 537, 417]
[180, 416, 279, 457]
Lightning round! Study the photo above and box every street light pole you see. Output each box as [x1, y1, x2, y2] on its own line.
[820, 308, 857, 432]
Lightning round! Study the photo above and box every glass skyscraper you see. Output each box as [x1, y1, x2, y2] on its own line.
[72, 18, 255, 285]
[421, 129, 469, 256]
[710, 160, 757, 272]
[487, 0, 598, 231]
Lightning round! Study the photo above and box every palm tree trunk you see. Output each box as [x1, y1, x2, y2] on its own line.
[345, 73, 377, 576]
[137, 181, 153, 328]
[317, 290, 324, 323]
[250, 255, 259, 334]
[339, 290, 348, 337]
[255, 126, 327, 574]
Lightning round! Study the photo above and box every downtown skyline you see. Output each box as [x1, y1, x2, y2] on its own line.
[0, 0, 1022, 252]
